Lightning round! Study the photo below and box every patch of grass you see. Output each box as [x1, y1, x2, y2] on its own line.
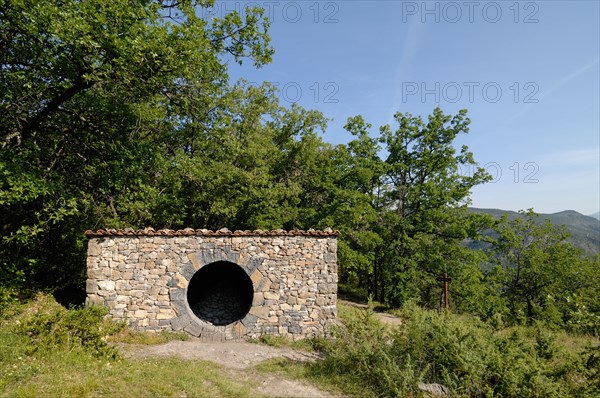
[557, 330, 598, 355]
[252, 334, 290, 348]
[256, 357, 306, 376]
[109, 329, 189, 345]
[256, 358, 350, 398]
[248, 333, 329, 354]
[0, 294, 253, 397]
[0, 332, 252, 397]
[258, 357, 376, 398]
[290, 336, 329, 353]
[337, 282, 368, 303]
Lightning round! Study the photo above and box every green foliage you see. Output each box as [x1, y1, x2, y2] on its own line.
[469, 208, 600, 256]
[0, 0, 274, 293]
[336, 108, 493, 309]
[580, 345, 600, 396]
[310, 303, 597, 397]
[9, 294, 123, 358]
[485, 210, 600, 333]
[0, 286, 19, 314]
[563, 292, 600, 336]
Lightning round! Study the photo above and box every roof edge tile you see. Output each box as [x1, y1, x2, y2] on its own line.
[84, 228, 339, 238]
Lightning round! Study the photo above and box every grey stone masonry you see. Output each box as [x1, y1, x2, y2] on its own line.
[85, 228, 338, 340]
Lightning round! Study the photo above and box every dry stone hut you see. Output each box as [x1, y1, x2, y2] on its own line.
[85, 228, 338, 340]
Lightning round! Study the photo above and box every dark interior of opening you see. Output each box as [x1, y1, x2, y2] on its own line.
[186, 261, 254, 326]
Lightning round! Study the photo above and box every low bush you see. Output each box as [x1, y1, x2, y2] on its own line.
[310, 303, 598, 397]
[9, 294, 123, 359]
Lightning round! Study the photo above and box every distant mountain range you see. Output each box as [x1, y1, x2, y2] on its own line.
[469, 208, 600, 255]
[590, 212, 600, 220]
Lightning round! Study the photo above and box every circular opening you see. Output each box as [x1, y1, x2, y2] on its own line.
[186, 261, 254, 326]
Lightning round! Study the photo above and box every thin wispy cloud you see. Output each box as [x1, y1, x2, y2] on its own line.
[539, 147, 600, 167]
[505, 57, 600, 125]
[539, 57, 600, 102]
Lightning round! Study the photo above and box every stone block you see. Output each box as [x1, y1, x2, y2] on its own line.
[98, 280, 115, 291]
[156, 313, 172, 320]
[168, 274, 187, 288]
[180, 263, 195, 280]
[250, 306, 270, 320]
[223, 246, 240, 263]
[86, 280, 98, 294]
[241, 313, 258, 328]
[86, 294, 104, 306]
[171, 299, 188, 316]
[324, 252, 337, 263]
[88, 241, 100, 256]
[263, 291, 279, 301]
[288, 325, 302, 334]
[171, 314, 192, 331]
[250, 269, 263, 284]
[201, 250, 214, 265]
[243, 256, 263, 274]
[187, 252, 201, 270]
[232, 322, 248, 339]
[256, 277, 270, 292]
[253, 292, 264, 306]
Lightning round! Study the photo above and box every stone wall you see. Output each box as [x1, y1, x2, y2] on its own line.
[85, 228, 338, 340]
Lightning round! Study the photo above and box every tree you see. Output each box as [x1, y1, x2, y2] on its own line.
[149, 86, 332, 231]
[488, 210, 600, 330]
[0, 0, 273, 294]
[334, 108, 492, 307]
[327, 116, 385, 288]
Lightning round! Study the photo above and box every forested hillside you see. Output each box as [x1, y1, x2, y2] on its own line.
[469, 208, 600, 255]
[2, 0, 598, 331]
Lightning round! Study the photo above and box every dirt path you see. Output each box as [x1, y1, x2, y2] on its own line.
[122, 340, 340, 398]
[120, 303, 402, 397]
[338, 299, 403, 327]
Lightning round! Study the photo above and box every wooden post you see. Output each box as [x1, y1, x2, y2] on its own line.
[436, 273, 451, 310]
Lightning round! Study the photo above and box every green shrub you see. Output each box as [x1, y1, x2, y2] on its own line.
[582, 345, 600, 396]
[11, 294, 123, 358]
[312, 303, 593, 397]
[311, 305, 417, 397]
[564, 294, 600, 336]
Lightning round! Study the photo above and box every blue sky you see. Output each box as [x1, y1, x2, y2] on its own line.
[218, 0, 599, 215]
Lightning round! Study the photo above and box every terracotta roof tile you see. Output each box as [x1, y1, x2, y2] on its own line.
[84, 227, 339, 238]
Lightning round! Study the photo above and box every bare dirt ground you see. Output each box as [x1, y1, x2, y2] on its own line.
[338, 299, 403, 327]
[120, 303, 402, 398]
[122, 340, 340, 398]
